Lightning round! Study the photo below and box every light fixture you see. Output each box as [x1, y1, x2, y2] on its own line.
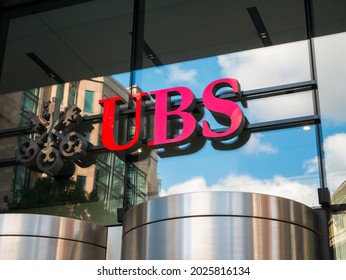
[247, 7, 273, 47]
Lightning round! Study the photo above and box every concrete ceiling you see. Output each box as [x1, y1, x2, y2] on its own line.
[0, 0, 345, 94]
[0, 0, 40, 8]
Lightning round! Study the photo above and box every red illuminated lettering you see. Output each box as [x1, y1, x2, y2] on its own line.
[98, 78, 249, 159]
[148, 87, 199, 147]
[202, 78, 245, 140]
[99, 92, 147, 152]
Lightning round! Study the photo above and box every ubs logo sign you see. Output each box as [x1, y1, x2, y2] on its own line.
[99, 78, 250, 159]
[16, 78, 250, 177]
[16, 98, 94, 179]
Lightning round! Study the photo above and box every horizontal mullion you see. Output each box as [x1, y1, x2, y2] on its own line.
[123, 80, 317, 114]
[245, 115, 320, 133]
[0, 80, 317, 138]
[0, 126, 32, 138]
[0, 115, 320, 168]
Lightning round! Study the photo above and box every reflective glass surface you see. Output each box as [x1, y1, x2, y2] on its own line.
[120, 37, 319, 207]
[0, 77, 161, 225]
[330, 211, 346, 260]
[0, 3, 345, 256]
[0, 0, 134, 94]
[314, 32, 346, 197]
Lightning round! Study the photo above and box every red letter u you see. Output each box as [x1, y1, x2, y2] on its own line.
[99, 93, 147, 152]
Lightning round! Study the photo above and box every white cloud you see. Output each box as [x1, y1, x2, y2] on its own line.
[217, 41, 311, 90]
[216, 33, 346, 125]
[324, 133, 346, 191]
[217, 42, 314, 122]
[303, 156, 319, 175]
[212, 174, 318, 206]
[160, 176, 208, 196]
[314, 33, 346, 124]
[324, 134, 346, 172]
[243, 133, 277, 155]
[167, 65, 197, 84]
[158, 36, 346, 207]
[161, 174, 319, 207]
[303, 133, 346, 193]
[245, 93, 314, 122]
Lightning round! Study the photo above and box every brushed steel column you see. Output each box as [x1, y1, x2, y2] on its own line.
[0, 214, 107, 259]
[121, 191, 320, 259]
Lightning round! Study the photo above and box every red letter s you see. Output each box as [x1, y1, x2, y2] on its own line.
[202, 78, 246, 140]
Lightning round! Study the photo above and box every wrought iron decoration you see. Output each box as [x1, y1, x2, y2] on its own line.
[16, 98, 95, 179]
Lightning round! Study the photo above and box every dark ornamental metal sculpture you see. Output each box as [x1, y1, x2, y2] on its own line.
[16, 98, 95, 179]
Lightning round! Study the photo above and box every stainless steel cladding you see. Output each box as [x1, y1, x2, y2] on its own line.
[121, 191, 320, 260]
[0, 214, 107, 259]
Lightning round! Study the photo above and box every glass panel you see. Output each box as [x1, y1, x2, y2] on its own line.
[56, 84, 65, 102]
[68, 83, 77, 106]
[2, 0, 333, 228]
[76, 175, 87, 190]
[0, 89, 39, 130]
[244, 91, 314, 124]
[156, 126, 320, 207]
[314, 32, 346, 197]
[0, 73, 161, 225]
[330, 210, 346, 260]
[317, 29, 346, 258]
[84, 90, 94, 113]
[0, 166, 15, 212]
[0, 154, 125, 225]
[126, 19, 317, 206]
[132, 40, 311, 94]
[143, 0, 307, 72]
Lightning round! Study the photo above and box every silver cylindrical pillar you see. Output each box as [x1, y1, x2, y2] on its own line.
[0, 214, 107, 259]
[121, 191, 320, 260]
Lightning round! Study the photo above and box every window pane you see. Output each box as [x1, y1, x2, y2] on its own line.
[330, 210, 346, 260]
[125, 41, 318, 207]
[56, 84, 64, 102]
[77, 175, 87, 190]
[314, 32, 346, 196]
[68, 83, 78, 106]
[0, 89, 39, 130]
[156, 126, 319, 207]
[84, 90, 94, 113]
[0, 155, 124, 225]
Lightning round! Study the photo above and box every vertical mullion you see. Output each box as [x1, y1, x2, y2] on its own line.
[121, 0, 146, 218]
[0, 10, 10, 86]
[129, 0, 146, 88]
[305, 0, 333, 260]
[305, 0, 327, 190]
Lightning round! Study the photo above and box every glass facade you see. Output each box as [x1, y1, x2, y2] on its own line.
[1, 0, 346, 259]
[0, 77, 161, 225]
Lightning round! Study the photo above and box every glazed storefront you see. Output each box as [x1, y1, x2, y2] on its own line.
[0, 0, 346, 260]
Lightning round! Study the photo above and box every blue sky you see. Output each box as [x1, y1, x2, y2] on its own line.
[114, 33, 346, 207]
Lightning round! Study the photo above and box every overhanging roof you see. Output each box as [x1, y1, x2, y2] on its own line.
[0, 0, 346, 94]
